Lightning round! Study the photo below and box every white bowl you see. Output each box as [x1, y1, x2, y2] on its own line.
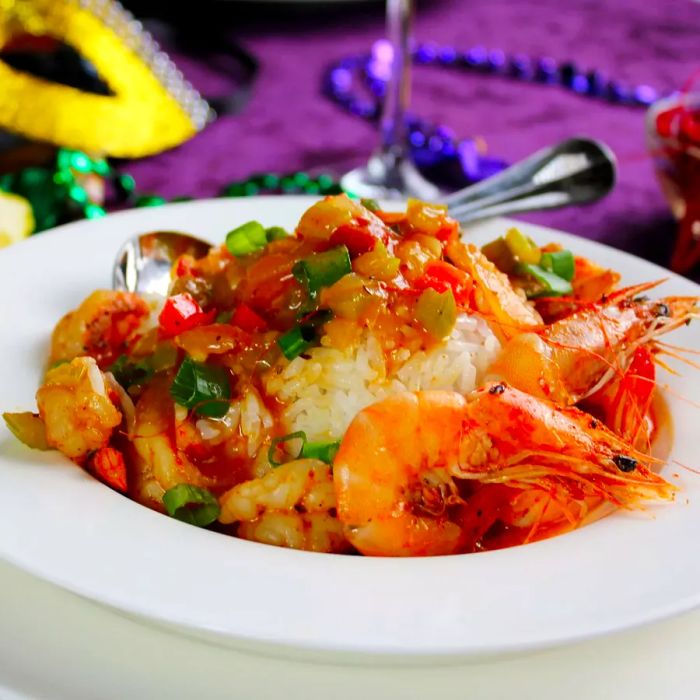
[0, 196, 699, 663]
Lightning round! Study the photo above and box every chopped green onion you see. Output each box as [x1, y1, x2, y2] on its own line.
[225, 221, 267, 256]
[293, 245, 351, 294]
[360, 198, 380, 212]
[518, 263, 573, 298]
[162, 484, 220, 527]
[277, 325, 316, 360]
[277, 310, 333, 360]
[268, 430, 340, 467]
[540, 250, 575, 281]
[302, 440, 340, 464]
[170, 357, 231, 418]
[505, 228, 541, 264]
[268, 431, 307, 466]
[415, 288, 457, 339]
[108, 354, 154, 389]
[265, 226, 289, 242]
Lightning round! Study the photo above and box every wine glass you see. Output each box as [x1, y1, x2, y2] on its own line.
[340, 0, 440, 200]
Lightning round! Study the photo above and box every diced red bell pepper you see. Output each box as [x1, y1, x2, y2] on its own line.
[158, 292, 214, 339]
[232, 303, 268, 333]
[329, 223, 381, 256]
[91, 447, 127, 493]
[413, 260, 473, 305]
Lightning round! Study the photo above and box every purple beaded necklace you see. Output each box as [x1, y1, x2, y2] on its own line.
[324, 41, 663, 186]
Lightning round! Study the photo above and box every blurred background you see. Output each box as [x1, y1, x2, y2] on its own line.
[0, 0, 698, 274]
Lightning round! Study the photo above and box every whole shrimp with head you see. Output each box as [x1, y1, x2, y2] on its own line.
[487, 282, 698, 407]
[333, 383, 675, 557]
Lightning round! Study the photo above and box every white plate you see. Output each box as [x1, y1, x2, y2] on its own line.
[0, 196, 698, 663]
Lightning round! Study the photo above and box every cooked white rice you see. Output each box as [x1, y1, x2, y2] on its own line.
[263, 313, 501, 442]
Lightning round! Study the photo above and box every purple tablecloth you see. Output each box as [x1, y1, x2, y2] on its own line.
[127, 0, 699, 273]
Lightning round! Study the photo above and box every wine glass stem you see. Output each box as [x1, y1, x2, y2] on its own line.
[380, 0, 413, 159]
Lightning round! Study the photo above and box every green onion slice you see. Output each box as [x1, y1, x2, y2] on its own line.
[268, 431, 307, 466]
[277, 310, 333, 360]
[108, 354, 154, 389]
[162, 484, 220, 527]
[302, 440, 340, 464]
[268, 430, 340, 467]
[170, 357, 231, 418]
[518, 262, 573, 298]
[225, 221, 267, 257]
[293, 245, 351, 294]
[540, 250, 575, 282]
[277, 325, 316, 360]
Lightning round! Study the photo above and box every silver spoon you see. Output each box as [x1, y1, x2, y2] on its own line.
[113, 231, 211, 297]
[113, 136, 616, 296]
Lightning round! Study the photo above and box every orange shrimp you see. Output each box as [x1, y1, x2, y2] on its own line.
[487, 282, 698, 406]
[333, 383, 675, 557]
[445, 239, 542, 341]
[50, 290, 150, 368]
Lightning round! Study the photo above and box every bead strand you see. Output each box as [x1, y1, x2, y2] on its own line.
[324, 42, 663, 184]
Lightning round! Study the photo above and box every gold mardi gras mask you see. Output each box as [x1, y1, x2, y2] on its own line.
[0, 0, 212, 157]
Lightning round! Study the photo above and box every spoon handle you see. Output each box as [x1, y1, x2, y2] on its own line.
[444, 137, 617, 224]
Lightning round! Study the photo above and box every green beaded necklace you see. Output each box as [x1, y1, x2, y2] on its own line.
[0, 148, 342, 234]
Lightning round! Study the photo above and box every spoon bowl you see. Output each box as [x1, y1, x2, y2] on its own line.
[113, 230, 211, 296]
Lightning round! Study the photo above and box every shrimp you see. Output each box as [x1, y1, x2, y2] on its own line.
[36, 356, 122, 462]
[50, 290, 150, 368]
[219, 459, 351, 553]
[445, 239, 542, 341]
[487, 283, 698, 405]
[129, 377, 211, 508]
[129, 378, 270, 509]
[333, 383, 675, 557]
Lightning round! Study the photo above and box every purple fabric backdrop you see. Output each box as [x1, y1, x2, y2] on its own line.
[127, 0, 700, 274]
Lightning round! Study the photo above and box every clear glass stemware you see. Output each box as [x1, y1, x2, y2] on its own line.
[340, 0, 440, 201]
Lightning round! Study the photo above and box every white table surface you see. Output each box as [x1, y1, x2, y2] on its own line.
[0, 559, 698, 700]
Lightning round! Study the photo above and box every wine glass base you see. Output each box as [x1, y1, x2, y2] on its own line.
[341, 153, 442, 201]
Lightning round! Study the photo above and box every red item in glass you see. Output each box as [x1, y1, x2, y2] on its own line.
[650, 97, 700, 274]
